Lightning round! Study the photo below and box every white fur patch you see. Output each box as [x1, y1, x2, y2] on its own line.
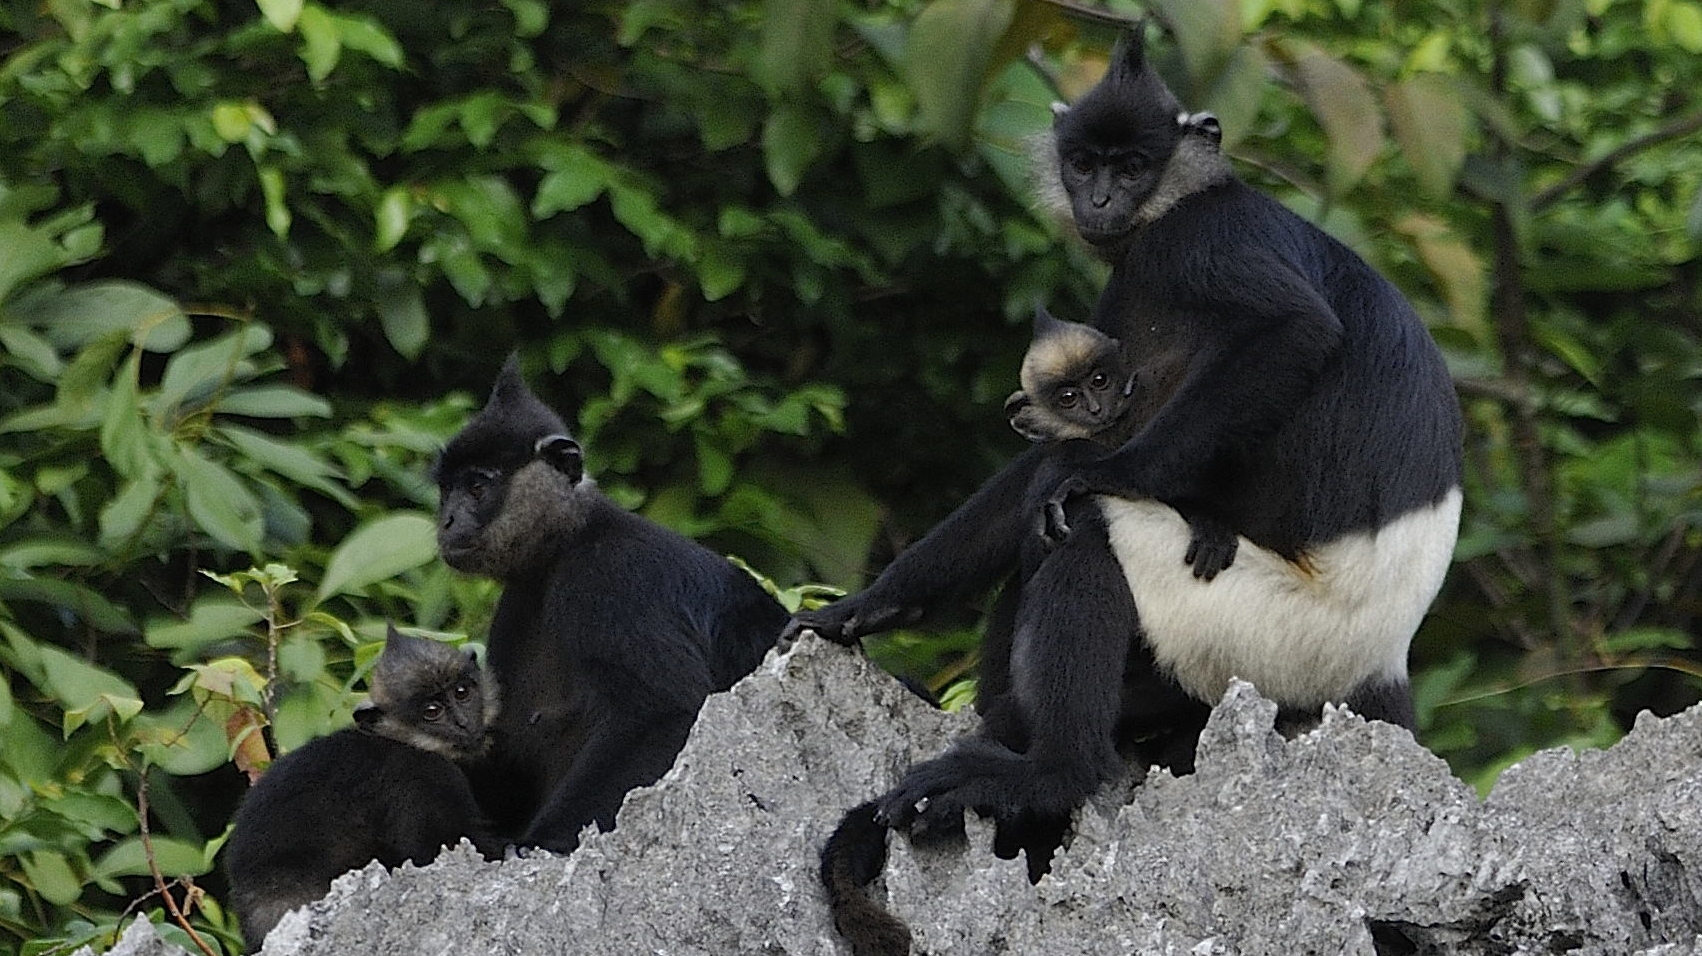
[1099, 489, 1461, 708]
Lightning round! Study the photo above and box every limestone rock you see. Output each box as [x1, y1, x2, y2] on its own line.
[86, 639, 1702, 956]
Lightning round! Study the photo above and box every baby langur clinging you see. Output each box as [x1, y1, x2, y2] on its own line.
[1005, 305, 1239, 581]
[224, 627, 502, 952]
[1005, 305, 1136, 444]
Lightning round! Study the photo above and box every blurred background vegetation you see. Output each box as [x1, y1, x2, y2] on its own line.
[0, 0, 1697, 950]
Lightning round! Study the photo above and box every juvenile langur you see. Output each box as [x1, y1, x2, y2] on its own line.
[435, 357, 789, 853]
[802, 28, 1463, 956]
[225, 627, 501, 952]
[1007, 305, 1238, 580]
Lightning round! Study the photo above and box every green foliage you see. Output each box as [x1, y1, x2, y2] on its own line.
[0, 0, 1698, 948]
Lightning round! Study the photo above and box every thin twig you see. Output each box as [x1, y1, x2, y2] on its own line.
[135, 768, 219, 956]
[1530, 110, 1702, 212]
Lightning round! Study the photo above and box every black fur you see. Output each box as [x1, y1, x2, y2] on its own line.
[803, 28, 1462, 954]
[1008, 305, 1238, 580]
[225, 627, 500, 951]
[435, 356, 788, 852]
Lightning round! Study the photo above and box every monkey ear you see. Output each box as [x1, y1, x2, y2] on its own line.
[1049, 101, 1070, 120]
[535, 434, 584, 485]
[1033, 304, 1064, 336]
[487, 353, 529, 409]
[1110, 21, 1150, 78]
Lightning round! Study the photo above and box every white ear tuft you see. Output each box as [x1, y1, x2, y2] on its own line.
[1050, 101, 1070, 118]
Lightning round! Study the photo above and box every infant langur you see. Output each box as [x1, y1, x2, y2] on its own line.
[225, 627, 503, 951]
[1005, 306, 1239, 580]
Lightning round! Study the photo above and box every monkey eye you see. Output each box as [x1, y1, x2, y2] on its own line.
[422, 701, 445, 722]
[1056, 389, 1080, 408]
[452, 682, 472, 701]
[1089, 372, 1111, 390]
[464, 467, 501, 499]
[1069, 156, 1095, 175]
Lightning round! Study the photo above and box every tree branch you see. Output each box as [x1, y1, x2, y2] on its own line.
[1530, 110, 1702, 212]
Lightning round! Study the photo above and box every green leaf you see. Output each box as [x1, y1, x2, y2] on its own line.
[297, 4, 342, 81]
[36, 644, 144, 735]
[256, 0, 304, 31]
[0, 577, 137, 635]
[100, 353, 154, 480]
[904, 0, 1015, 150]
[377, 283, 430, 361]
[697, 242, 746, 301]
[1385, 74, 1468, 199]
[316, 512, 439, 601]
[99, 473, 164, 550]
[762, 103, 826, 196]
[153, 324, 273, 417]
[1149, 0, 1243, 79]
[0, 538, 107, 569]
[19, 852, 81, 906]
[533, 160, 611, 218]
[375, 186, 413, 253]
[15, 281, 189, 352]
[173, 445, 265, 554]
[145, 597, 266, 658]
[213, 385, 332, 418]
[757, 0, 837, 95]
[219, 424, 354, 507]
[132, 697, 235, 776]
[94, 836, 212, 880]
[1290, 43, 1385, 195]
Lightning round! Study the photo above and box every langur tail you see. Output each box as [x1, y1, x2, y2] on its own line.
[819, 801, 912, 956]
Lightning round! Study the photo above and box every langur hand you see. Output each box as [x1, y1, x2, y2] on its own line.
[1039, 477, 1090, 548]
[781, 601, 917, 647]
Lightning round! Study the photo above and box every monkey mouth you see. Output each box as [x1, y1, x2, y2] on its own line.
[1075, 218, 1135, 247]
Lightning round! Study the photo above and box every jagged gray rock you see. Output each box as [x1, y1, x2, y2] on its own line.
[88, 639, 1702, 956]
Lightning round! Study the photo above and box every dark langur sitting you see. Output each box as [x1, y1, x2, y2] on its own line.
[804, 27, 1462, 956]
[225, 627, 501, 952]
[1006, 305, 1238, 580]
[434, 357, 788, 853]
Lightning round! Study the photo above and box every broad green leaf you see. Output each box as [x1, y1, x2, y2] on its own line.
[297, 4, 342, 81]
[697, 243, 745, 301]
[0, 577, 136, 635]
[533, 161, 611, 218]
[153, 324, 272, 417]
[173, 445, 265, 554]
[93, 836, 212, 880]
[1386, 74, 1469, 199]
[100, 352, 154, 480]
[19, 852, 81, 906]
[132, 697, 235, 776]
[0, 538, 107, 569]
[904, 0, 1015, 150]
[99, 473, 164, 550]
[145, 597, 266, 657]
[256, 0, 304, 31]
[15, 281, 188, 352]
[377, 283, 430, 361]
[334, 13, 404, 69]
[279, 633, 327, 682]
[762, 103, 826, 197]
[757, 0, 837, 95]
[213, 385, 332, 419]
[1290, 43, 1384, 195]
[316, 512, 439, 600]
[36, 644, 144, 735]
[1150, 0, 1243, 80]
[375, 186, 413, 253]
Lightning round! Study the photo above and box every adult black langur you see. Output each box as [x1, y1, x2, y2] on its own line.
[435, 357, 789, 852]
[1007, 304, 1238, 580]
[225, 627, 501, 951]
[800, 26, 1462, 956]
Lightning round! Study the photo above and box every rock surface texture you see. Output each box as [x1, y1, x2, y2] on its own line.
[89, 638, 1702, 955]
